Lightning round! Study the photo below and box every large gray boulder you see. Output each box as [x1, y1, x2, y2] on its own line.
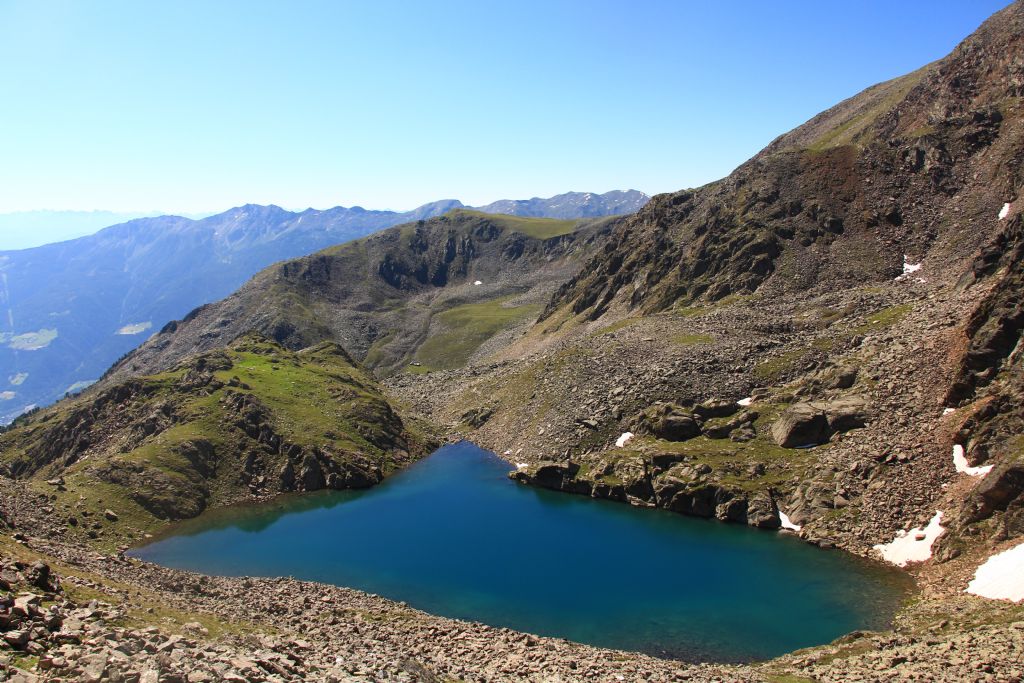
[772, 404, 830, 447]
[693, 399, 738, 420]
[824, 395, 870, 432]
[746, 493, 781, 529]
[772, 396, 871, 447]
[633, 402, 701, 441]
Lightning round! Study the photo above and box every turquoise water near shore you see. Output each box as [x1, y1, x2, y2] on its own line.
[132, 442, 910, 662]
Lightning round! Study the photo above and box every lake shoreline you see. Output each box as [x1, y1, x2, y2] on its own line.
[129, 442, 912, 663]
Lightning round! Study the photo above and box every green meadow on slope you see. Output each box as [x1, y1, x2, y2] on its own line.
[0, 334, 435, 549]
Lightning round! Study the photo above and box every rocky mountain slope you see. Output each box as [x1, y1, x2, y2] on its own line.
[424, 0, 1024, 562]
[0, 192, 646, 425]
[385, 0, 1024, 633]
[102, 210, 617, 382]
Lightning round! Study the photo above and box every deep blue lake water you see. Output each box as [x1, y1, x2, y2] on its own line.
[132, 442, 911, 662]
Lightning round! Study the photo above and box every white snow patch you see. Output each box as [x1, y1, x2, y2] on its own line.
[952, 444, 994, 477]
[873, 511, 944, 566]
[473, 280, 483, 286]
[737, 397, 753, 407]
[778, 509, 802, 532]
[516, 462, 529, 470]
[902, 256, 922, 275]
[999, 202, 1011, 220]
[503, 449, 512, 456]
[966, 540, 1024, 602]
[615, 432, 634, 448]
[942, 407, 955, 416]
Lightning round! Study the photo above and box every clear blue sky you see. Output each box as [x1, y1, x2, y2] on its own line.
[0, 0, 1011, 213]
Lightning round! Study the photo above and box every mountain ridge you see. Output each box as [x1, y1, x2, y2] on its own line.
[101, 210, 618, 384]
[0, 190, 647, 423]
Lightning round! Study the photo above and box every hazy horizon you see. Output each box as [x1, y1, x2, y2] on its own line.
[0, 189, 649, 250]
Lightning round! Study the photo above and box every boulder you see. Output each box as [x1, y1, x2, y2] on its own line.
[299, 453, 325, 491]
[26, 561, 52, 591]
[662, 413, 701, 440]
[747, 493, 781, 529]
[278, 461, 296, 490]
[693, 399, 738, 420]
[966, 461, 1024, 525]
[715, 497, 748, 523]
[650, 452, 686, 471]
[460, 407, 494, 428]
[824, 395, 870, 432]
[772, 404, 830, 447]
[703, 410, 758, 439]
[830, 366, 858, 389]
[633, 402, 701, 441]
[772, 397, 870, 447]
[515, 461, 580, 491]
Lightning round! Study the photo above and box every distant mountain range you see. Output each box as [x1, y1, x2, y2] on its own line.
[475, 190, 649, 219]
[0, 190, 648, 422]
[0, 210, 213, 250]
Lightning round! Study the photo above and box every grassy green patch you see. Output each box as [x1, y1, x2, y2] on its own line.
[362, 331, 396, 368]
[851, 303, 912, 336]
[673, 293, 753, 318]
[806, 68, 927, 152]
[595, 317, 641, 336]
[448, 209, 579, 239]
[415, 297, 541, 369]
[754, 349, 810, 382]
[10, 653, 40, 671]
[671, 333, 714, 346]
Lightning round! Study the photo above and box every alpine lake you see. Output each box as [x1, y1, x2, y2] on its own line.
[132, 442, 912, 662]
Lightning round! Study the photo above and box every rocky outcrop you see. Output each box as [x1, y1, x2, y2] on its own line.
[631, 399, 756, 444]
[771, 396, 870, 447]
[460, 406, 494, 428]
[511, 453, 784, 532]
[543, 2, 1024, 325]
[965, 461, 1024, 536]
[632, 402, 701, 441]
